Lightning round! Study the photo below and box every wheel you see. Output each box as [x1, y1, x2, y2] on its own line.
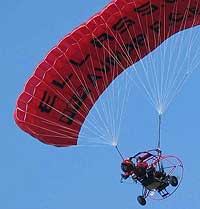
[169, 176, 178, 187]
[137, 195, 146, 206]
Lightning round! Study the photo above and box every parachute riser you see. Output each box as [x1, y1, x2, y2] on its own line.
[157, 114, 162, 150]
[115, 145, 124, 160]
[156, 114, 164, 171]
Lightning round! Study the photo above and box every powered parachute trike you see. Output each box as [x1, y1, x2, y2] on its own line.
[120, 148, 183, 206]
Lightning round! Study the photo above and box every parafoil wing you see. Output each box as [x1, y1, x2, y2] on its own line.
[14, 0, 200, 146]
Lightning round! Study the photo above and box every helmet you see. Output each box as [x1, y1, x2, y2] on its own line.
[121, 159, 135, 173]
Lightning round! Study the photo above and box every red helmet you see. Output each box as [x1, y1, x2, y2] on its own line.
[121, 159, 135, 173]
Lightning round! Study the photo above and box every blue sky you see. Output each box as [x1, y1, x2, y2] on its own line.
[1, 0, 200, 209]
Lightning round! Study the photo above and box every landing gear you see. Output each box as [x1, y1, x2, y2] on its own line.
[137, 195, 146, 206]
[169, 176, 178, 187]
[137, 186, 149, 205]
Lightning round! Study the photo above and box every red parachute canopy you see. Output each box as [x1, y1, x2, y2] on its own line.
[14, 0, 200, 146]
